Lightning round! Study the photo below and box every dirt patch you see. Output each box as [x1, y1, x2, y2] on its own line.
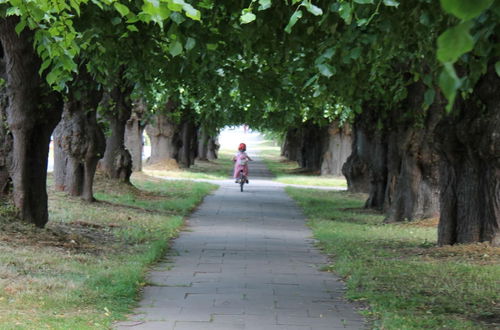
[422, 242, 500, 265]
[144, 159, 180, 171]
[0, 219, 119, 255]
[398, 217, 439, 228]
[341, 207, 383, 215]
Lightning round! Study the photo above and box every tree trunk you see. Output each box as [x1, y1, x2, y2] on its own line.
[52, 70, 105, 201]
[436, 64, 500, 246]
[363, 129, 388, 210]
[207, 136, 219, 161]
[0, 56, 12, 197]
[146, 114, 179, 164]
[125, 99, 146, 172]
[342, 122, 371, 193]
[384, 83, 441, 222]
[100, 83, 133, 183]
[294, 122, 328, 172]
[197, 127, 209, 161]
[320, 122, 352, 176]
[0, 17, 63, 227]
[177, 118, 197, 168]
[282, 128, 300, 162]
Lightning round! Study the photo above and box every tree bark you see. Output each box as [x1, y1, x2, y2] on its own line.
[0, 55, 12, 197]
[100, 81, 133, 183]
[282, 128, 300, 162]
[146, 114, 179, 164]
[384, 83, 441, 222]
[207, 136, 219, 160]
[436, 64, 500, 246]
[320, 122, 352, 176]
[125, 99, 146, 172]
[176, 117, 197, 168]
[53, 68, 105, 201]
[197, 127, 209, 161]
[342, 122, 371, 193]
[0, 17, 63, 227]
[363, 129, 388, 210]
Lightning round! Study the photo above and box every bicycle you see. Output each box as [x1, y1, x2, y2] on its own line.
[238, 170, 248, 192]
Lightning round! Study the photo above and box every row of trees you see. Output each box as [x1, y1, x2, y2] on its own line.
[0, 0, 498, 246]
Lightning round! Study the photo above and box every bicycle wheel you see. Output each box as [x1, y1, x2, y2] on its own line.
[239, 172, 244, 192]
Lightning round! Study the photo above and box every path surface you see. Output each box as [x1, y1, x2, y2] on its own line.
[116, 142, 365, 330]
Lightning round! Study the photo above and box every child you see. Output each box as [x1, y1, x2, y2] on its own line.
[233, 143, 253, 183]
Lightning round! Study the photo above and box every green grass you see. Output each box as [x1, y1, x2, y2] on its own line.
[257, 140, 347, 187]
[143, 149, 234, 180]
[286, 187, 500, 330]
[0, 174, 217, 329]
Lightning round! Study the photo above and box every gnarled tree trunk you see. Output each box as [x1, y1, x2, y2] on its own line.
[125, 99, 146, 172]
[146, 114, 179, 164]
[0, 17, 63, 227]
[53, 69, 105, 202]
[342, 122, 371, 193]
[436, 65, 500, 246]
[207, 136, 219, 161]
[321, 122, 352, 176]
[100, 81, 133, 183]
[384, 83, 441, 222]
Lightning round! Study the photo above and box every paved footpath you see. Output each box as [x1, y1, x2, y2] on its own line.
[116, 156, 366, 330]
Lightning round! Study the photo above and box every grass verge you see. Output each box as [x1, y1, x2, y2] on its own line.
[257, 140, 347, 187]
[143, 149, 234, 181]
[286, 187, 500, 330]
[0, 173, 217, 329]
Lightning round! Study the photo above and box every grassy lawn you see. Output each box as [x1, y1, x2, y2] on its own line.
[286, 187, 500, 330]
[0, 173, 216, 329]
[257, 140, 347, 187]
[143, 149, 234, 180]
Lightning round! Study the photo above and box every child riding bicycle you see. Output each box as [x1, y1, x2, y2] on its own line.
[233, 143, 253, 183]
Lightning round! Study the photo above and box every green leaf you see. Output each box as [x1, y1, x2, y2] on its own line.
[350, 47, 362, 60]
[114, 3, 130, 17]
[258, 0, 272, 11]
[285, 10, 303, 34]
[111, 17, 122, 25]
[170, 12, 186, 24]
[182, 3, 201, 21]
[240, 11, 256, 24]
[353, 0, 374, 4]
[15, 19, 26, 35]
[303, 74, 319, 89]
[185, 37, 196, 50]
[338, 2, 352, 24]
[495, 61, 500, 77]
[69, 0, 81, 16]
[206, 43, 218, 50]
[440, 0, 494, 21]
[423, 88, 435, 109]
[46, 69, 60, 86]
[383, 0, 399, 6]
[317, 63, 336, 78]
[303, 1, 323, 16]
[437, 22, 474, 63]
[38, 59, 52, 75]
[168, 0, 183, 12]
[439, 63, 462, 112]
[127, 25, 139, 32]
[169, 40, 183, 57]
